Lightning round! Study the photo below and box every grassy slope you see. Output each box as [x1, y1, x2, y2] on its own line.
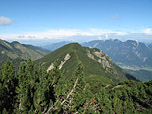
[36, 43, 136, 81]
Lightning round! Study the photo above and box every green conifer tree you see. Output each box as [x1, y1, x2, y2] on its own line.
[0, 60, 16, 113]
[15, 59, 37, 113]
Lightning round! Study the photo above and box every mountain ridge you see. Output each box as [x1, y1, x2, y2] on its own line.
[0, 39, 50, 67]
[36, 43, 137, 81]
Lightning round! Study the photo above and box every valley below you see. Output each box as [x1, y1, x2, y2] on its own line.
[116, 63, 152, 81]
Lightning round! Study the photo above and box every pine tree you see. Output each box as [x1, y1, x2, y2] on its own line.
[33, 65, 49, 113]
[14, 59, 38, 113]
[0, 60, 16, 113]
[41, 62, 63, 114]
[59, 61, 86, 113]
[14, 61, 29, 113]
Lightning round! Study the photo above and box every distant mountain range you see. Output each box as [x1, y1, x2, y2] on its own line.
[42, 41, 72, 51]
[0, 39, 50, 66]
[82, 39, 152, 67]
[82, 39, 152, 81]
[36, 43, 137, 81]
[148, 43, 152, 49]
[42, 39, 152, 67]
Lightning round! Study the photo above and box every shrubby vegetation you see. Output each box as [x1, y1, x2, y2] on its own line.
[0, 59, 152, 113]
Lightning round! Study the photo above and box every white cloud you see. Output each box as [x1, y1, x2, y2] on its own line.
[105, 34, 109, 39]
[144, 28, 152, 35]
[0, 28, 152, 42]
[0, 29, 127, 40]
[89, 28, 127, 35]
[0, 16, 13, 25]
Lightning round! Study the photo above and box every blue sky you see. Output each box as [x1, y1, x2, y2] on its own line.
[0, 0, 152, 45]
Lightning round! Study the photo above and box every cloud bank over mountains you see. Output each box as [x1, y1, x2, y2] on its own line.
[0, 28, 152, 43]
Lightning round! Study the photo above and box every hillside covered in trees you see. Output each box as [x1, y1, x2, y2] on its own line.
[0, 59, 152, 114]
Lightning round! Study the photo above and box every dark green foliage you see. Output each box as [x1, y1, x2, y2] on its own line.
[85, 75, 112, 94]
[95, 80, 152, 113]
[0, 60, 16, 113]
[0, 59, 152, 114]
[14, 60, 37, 113]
